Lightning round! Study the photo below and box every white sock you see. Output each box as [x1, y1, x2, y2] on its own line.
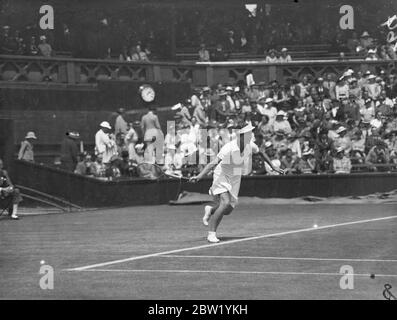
[208, 231, 216, 237]
[11, 204, 18, 217]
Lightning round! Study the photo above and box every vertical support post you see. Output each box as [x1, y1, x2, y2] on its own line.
[206, 66, 214, 87]
[66, 61, 76, 84]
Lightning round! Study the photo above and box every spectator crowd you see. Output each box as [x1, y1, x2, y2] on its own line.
[18, 67, 396, 180]
[1, 2, 396, 62]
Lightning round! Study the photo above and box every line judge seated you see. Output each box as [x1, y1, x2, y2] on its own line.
[0, 158, 22, 220]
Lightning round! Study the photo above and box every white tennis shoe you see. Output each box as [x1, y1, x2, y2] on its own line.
[202, 205, 212, 226]
[207, 233, 220, 243]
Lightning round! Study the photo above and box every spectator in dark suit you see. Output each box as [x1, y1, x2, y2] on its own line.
[0, 26, 14, 54]
[60, 131, 80, 172]
[141, 106, 164, 164]
[27, 36, 39, 55]
[211, 44, 228, 61]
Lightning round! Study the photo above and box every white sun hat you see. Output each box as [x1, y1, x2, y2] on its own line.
[100, 121, 111, 129]
[171, 103, 182, 110]
[336, 146, 345, 153]
[336, 126, 347, 134]
[238, 123, 255, 134]
[25, 131, 37, 139]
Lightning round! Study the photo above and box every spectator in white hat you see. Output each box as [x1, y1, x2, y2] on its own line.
[260, 97, 278, 123]
[365, 48, 378, 61]
[95, 121, 117, 164]
[262, 140, 282, 175]
[38, 35, 52, 57]
[360, 98, 376, 123]
[335, 77, 349, 101]
[295, 147, 316, 174]
[334, 126, 352, 155]
[18, 131, 37, 162]
[364, 74, 381, 100]
[225, 86, 236, 111]
[273, 110, 292, 134]
[332, 147, 352, 174]
[278, 48, 292, 63]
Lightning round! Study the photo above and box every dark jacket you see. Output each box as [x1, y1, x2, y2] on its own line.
[60, 137, 79, 171]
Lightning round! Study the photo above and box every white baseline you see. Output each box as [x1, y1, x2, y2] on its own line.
[66, 214, 397, 272]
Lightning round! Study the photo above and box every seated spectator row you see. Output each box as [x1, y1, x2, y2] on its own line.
[0, 25, 53, 57]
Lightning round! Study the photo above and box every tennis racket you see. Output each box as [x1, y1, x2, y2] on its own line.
[132, 163, 190, 201]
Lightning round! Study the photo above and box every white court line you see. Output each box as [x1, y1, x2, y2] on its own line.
[77, 268, 397, 278]
[66, 214, 397, 272]
[162, 255, 397, 263]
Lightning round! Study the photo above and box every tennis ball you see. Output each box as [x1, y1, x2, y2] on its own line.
[313, 224, 318, 228]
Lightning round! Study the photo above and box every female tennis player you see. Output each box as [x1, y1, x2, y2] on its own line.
[190, 123, 284, 243]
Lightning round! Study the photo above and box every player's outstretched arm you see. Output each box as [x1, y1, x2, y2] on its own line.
[190, 157, 221, 183]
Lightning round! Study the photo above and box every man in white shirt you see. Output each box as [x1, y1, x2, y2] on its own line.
[190, 123, 283, 243]
[260, 98, 278, 123]
[278, 48, 292, 62]
[364, 75, 381, 100]
[360, 98, 376, 123]
[95, 121, 116, 164]
[335, 78, 349, 101]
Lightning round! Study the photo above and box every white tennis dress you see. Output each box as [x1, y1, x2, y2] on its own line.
[210, 139, 259, 206]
